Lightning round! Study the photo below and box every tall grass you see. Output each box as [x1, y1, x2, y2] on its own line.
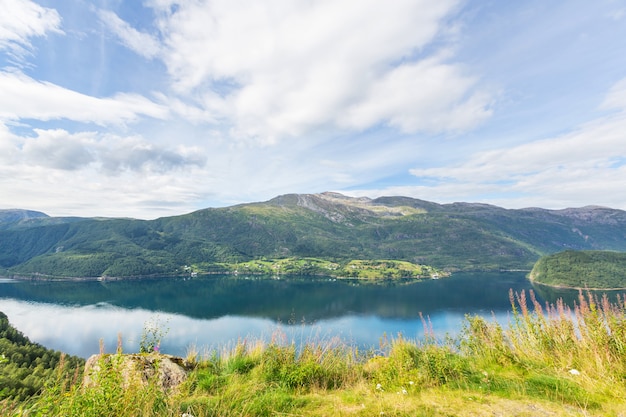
[468, 289, 626, 377]
[5, 290, 626, 416]
[463, 289, 626, 408]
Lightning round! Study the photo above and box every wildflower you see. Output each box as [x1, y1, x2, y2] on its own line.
[408, 380, 414, 385]
[568, 369, 580, 376]
[376, 383, 384, 391]
[154, 345, 160, 353]
[181, 413, 194, 417]
[481, 370, 490, 382]
[401, 388, 407, 395]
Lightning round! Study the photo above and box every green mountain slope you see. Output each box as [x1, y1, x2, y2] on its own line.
[0, 311, 84, 401]
[530, 250, 626, 289]
[2, 192, 626, 278]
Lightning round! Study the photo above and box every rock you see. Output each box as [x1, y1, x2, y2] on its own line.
[83, 353, 193, 392]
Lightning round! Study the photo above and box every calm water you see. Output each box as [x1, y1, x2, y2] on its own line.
[0, 272, 598, 358]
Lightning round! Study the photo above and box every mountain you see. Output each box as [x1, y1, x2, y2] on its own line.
[1, 192, 626, 278]
[0, 209, 48, 227]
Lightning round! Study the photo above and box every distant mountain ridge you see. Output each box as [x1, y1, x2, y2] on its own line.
[0, 209, 48, 224]
[1, 192, 626, 278]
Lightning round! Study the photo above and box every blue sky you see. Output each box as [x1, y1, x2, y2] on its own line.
[1, 0, 626, 219]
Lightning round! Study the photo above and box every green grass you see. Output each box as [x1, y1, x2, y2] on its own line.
[194, 257, 446, 280]
[4, 290, 626, 416]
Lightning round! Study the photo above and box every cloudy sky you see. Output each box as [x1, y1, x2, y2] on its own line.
[1, 0, 626, 219]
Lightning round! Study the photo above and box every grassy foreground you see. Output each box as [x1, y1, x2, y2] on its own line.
[4, 290, 626, 416]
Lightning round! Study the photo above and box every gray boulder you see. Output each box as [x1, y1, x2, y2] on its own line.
[83, 353, 193, 392]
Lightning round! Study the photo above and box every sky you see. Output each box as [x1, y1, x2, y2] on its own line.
[1, 0, 626, 219]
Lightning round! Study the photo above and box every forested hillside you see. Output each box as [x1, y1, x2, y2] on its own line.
[530, 250, 626, 289]
[2, 192, 626, 278]
[0, 312, 84, 401]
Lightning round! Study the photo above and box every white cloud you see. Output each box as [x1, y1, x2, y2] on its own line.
[601, 77, 626, 111]
[0, 0, 62, 61]
[409, 112, 626, 183]
[4, 128, 206, 174]
[21, 129, 96, 170]
[0, 70, 169, 125]
[98, 9, 161, 59]
[0, 127, 209, 218]
[339, 56, 492, 133]
[0, 166, 210, 218]
[383, 78, 626, 209]
[0, 121, 18, 159]
[96, 134, 206, 174]
[4, 0, 625, 217]
[146, 0, 489, 143]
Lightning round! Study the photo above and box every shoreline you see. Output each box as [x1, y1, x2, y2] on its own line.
[530, 278, 626, 291]
[0, 267, 538, 284]
[0, 271, 450, 284]
[0, 261, 455, 282]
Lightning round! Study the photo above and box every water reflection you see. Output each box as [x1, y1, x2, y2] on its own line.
[0, 273, 527, 320]
[1, 272, 600, 359]
[531, 281, 626, 305]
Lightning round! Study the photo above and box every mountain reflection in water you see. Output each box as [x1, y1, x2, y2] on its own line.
[1, 272, 598, 358]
